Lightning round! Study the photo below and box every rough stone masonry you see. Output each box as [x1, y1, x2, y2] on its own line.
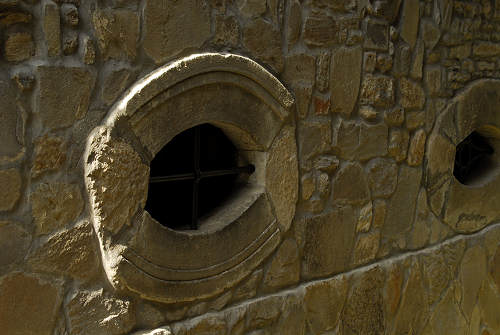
[1, 0, 500, 334]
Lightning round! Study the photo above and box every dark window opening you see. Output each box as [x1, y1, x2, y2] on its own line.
[453, 131, 494, 185]
[145, 124, 255, 230]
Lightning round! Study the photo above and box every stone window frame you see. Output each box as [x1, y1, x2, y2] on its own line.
[84, 53, 298, 303]
[426, 79, 500, 233]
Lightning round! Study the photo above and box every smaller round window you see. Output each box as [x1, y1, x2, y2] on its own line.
[453, 129, 496, 185]
[145, 123, 255, 230]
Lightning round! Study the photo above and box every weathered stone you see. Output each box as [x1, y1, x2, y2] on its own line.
[43, 1, 61, 57]
[81, 35, 96, 65]
[0, 168, 21, 211]
[357, 202, 372, 233]
[343, 267, 385, 334]
[37, 66, 95, 131]
[317, 172, 329, 196]
[4, 32, 34, 62]
[405, 110, 425, 130]
[383, 165, 422, 237]
[393, 260, 429, 334]
[67, 289, 135, 335]
[0, 273, 62, 335]
[393, 43, 411, 77]
[246, 296, 282, 330]
[263, 239, 300, 290]
[276, 294, 306, 335]
[400, 78, 425, 110]
[427, 133, 454, 177]
[93, 9, 139, 61]
[62, 31, 78, 55]
[243, 19, 284, 72]
[136, 303, 165, 329]
[29, 220, 98, 280]
[266, 127, 298, 231]
[232, 269, 262, 302]
[334, 119, 359, 160]
[298, 120, 331, 161]
[304, 276, 348, 334]
[366, 158, 398, 198]
[410, 39, 424, 79]
[31, 135, 65, 178]
[384, 107, 404, 127]
[384, 263, 403, 322]
[360, 74, 395, 108]
[301, 173, 314, 201]
[282, 53, 316, 85]
[302, 206, 356, 278]
[353, 231, 380, 266]
[237, 0, 266, 17]
[309, 0, 355, 11]
[316, 53, 330, 93]
[364, 19, 388, 51]
[330, 46, 362, 117]
[31, 182, 83, 235]
[449, 43, 471, 60]
[0, 221, 30, 267]
[332, 162, 370, 205]
[0, 10, 31, 26]
[473, 41, 500, 57]
[359, 105, 378, 121]
[213, 15, 239, 47]
[61, 3, 78, 26]
[364, 51, 376, 73]
[376, 53, 393, 73]
[0, 79, 23, 160]
[478, 278, 500, 331]
[286, 0, 301, 48]
[400, 0, 420, 48]
[294, 84, 312, 119]
[430, 285, 468, 335]
[460, 245, 487, 321]
[490, 245, 500, 293]
[422, 19, 440, 50]
[356, 122, 388, 161]
[388, 128, 409, 162]
[86, 129, 149, 234]
[304, 12, 344, 47]
[102, 68, 131, 105]
[407, 129, 426, 166]
[313, 96, 330, 115]
[372, 199, 386, 228]
[313, 155, 339, 173]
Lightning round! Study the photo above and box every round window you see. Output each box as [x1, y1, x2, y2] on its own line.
[84, 53, 297, 303]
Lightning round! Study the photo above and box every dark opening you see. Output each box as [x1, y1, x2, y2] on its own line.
[453, 131, 494, 185]
[145, 123, 254, 230]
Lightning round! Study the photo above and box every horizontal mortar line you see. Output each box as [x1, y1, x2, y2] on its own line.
[169, 221, 500, 327]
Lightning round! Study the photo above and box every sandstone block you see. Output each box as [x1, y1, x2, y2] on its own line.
[400, 78, 425, 110]
[0, 168, 21, 211]
[400, 0, 420, 48]
[356, 122, 388, 161]
[366, 158, 398, 198]
[353, 231, 380, 266]
[360, 74, 395, 108]
[143, 0, 210, 64]
[102, 68, 131, 105]
[93, 8, 139, 61]
[294, 84, 312, 119]
[426, 287, 468, 335]
[421, 19, 440, 50]
[332, 162, 370, 205]
[282, 53, 316, 85]
[357, 202, 372, 233]
[37, 66, 95, 130]
[473, 41, 500, 57]
[0, 10, 31, 26]
[43, 1, 61, 57]
[62, 31, 78, 55]
[81, 35, 96, 64]
[28, 220, 99, 280]
[61, 3, 78, 26]
[316, 52, 330, 93]
[0, 221, 30, 267]
[31, 182, 83, 235]
[304, 12, 344, 47]
[213, 15, 239, 47]
[384, 107, 404, 126]
[388, 128, 409, 162]
[264, 239, 299, 290]
[302, 206, 356, 278]
[0, 79, 23, 160]
[330, 46, 362, 117]
[286, 0, 301, 48]
[298, 120, 331, 161]
[237, 0, 266, 17]
[4, 32, 34, 62]
[243, 18, 284, 72]
[0, 272, 62, 335]
[364, 19, 388, 51]
[31, 135, 65, 178]
[407, 129, 426, 166]
[410, 39, 424, 79]
[460, 245, 487, 321]
[67, 289, 135, 335]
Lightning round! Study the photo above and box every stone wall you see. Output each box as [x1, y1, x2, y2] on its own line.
[1, 0, 500, 334]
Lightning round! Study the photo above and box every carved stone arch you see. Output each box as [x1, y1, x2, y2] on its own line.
[84, 53, 297, 303]
[426, 79, 500, 233]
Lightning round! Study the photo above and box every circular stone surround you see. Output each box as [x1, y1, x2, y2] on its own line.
[84, 53, 297, 303]
[425, 79, 500, 233]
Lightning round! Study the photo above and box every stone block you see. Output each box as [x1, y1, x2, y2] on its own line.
[28, 220, 99, 280]
[286, 0, 301, 48]
[360, 74, 395, 108]
[460, 245, 487, 321]
[364, 19, 388, 51]
[213, 15, 239, 47]
[282, 53, 316, 85]
[333, 162, 370, 205]
[356, 122, 388, 161]
[384, 107, 404, 126]
[81, 35, 96, 65]
[0, 272, 62, 335]
[0, 168, 21, 211]
[366, 158, 398, 198]
[36, 66, 95, 131]
[407, 129, 426, 166]
[31, 182, 83, 235]
[102, 68, 131, 105]
[473, 42, 500, 57]
[304, 12, 344, 47]
[400, 0, 420, 49]
[263, 238, 300, 289]
[298, 120, 331, 161]
[43, 1, 61, 57]
[93, 8, 139, 61]
[4, 32, 34, 62]
[388, 128, 409, 162]
[67, 289, 135, 335]
[0, 79, 23, 160]
[302, 206, 356, 278]
[0, 221, 30, 267]
[143, 0, 210, 64]
[399, 78, 425, 110]
[330, 46, 362, 117]
[31, 135, 65, 178]
[243, 18, 284, 73]
[236, 0, 266, 17]
[353, 231, 380, 266]
[316, 52, 330, 93]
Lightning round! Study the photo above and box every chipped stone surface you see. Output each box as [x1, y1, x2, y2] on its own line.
[330, 46, 362, 117]
[0, 168, 21, 211]
[407, 129, 427, 166]
[366, 158, 398, 198]
[31, 182, 83, 235]
[0, 272, 62, 335]
[360, 74, 395, 108]
[43, 1, 61, 57]
[67, 289, 135, 335]
[4, 32, 33, 62]
[37, 66, 96, 131]
[263, 239, 300, 290]
[332, 162, 370, 205]
[400, 78, 425, 110]
[31, 135, 65, 178]
[28, 220, 98, 280]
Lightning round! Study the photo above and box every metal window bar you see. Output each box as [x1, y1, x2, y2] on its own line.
[149, 127, 255, 229]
